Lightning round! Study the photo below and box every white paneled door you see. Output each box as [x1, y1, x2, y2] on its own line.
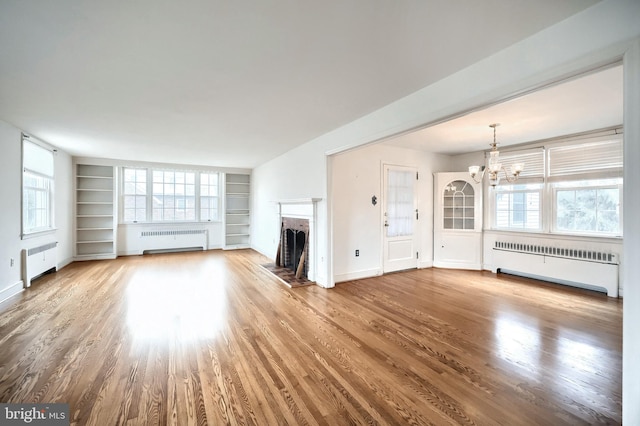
[383, 165, 418, 273]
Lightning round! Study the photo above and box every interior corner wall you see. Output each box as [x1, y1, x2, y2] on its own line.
[331, 144, 451, 282]
[0, 119, 73, 302]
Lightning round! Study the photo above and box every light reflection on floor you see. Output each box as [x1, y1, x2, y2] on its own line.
[126, 260, 228, 341]
[494, 313, 607, 380]
[495, 314, 542, 372]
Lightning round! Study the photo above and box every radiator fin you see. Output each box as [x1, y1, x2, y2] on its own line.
[27, 242, 58, 256]
[494, 241, 617, 264]
[140, 230, 206, 238]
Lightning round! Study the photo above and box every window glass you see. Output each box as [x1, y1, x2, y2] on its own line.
[200, 173, 219, 221]
[23, 138, 54, 235]
[554, 179, 621, 235]
[152, 170, 196, 221]
[123, 168, 147, 222]
[493, 184, 542, 231]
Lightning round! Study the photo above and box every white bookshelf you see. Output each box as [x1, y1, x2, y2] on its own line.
[75, 164, 117, 259]
[225, 173, 250, 249]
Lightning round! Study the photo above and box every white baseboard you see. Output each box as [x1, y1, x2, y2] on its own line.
[418, 260, 433, 269]
[0, 281, 24, 304]
[57, 257, 73, 270]
[334, 268, 382, 283]
[433, 261, 482, 270]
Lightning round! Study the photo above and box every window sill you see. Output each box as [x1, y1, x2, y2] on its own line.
[485, 228, 623, 243]
[21, 228, 57, 240]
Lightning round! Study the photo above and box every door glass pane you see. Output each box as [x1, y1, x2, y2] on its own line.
[387, 170, 414, 237]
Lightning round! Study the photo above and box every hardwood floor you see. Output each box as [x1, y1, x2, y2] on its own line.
[0, 250, 622, 425]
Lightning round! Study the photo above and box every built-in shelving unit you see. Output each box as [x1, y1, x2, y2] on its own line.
[225, 173, 250, 249]
[75, 164, 117, 259]
[433, 172, 483, 270]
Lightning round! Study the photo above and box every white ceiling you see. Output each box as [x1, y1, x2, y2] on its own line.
[383, 64, 623, 155]
[0, 1, 600, 168]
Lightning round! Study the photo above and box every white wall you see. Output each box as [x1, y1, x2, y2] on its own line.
[331, 144, 450, 282]
[0, 119, 73, 302]
[251, 1, 640, 422]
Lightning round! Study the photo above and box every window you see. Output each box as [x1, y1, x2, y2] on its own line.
[123, 168, 147, 222]
[121, 168, 219, 223]
[491, 147, 544, 232]
[549, 138, 623, 237]
[494, 184, 542, 230]
[554, 179, 622, 235]
[22, 136, 54, 236]
[152, 170, 196, 221]
[488, 133, 623, 237]
[200, 173, 219, 221]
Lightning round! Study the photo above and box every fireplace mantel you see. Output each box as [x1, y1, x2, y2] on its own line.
[277, 198, 321, 205]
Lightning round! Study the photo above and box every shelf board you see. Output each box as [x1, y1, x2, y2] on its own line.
[76, 202, 113, 205]
[77, 188, 113, 192]
[77, 227, 114, 231]
[77, 214, 113, 218]
[226, 233, 250, 237]
[226, 224, 249, 227]
[77, 239, 114, 244]
[77, 175, 113, 179]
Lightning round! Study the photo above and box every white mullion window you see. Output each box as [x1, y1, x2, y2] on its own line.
[200, 172, 220, 221]
[152, 170, 196, 222]
[493, 185, 542, 231]
[122, 168, 147, 223]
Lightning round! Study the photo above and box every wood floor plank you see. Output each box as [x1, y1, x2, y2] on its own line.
[0, 250, 622, 425]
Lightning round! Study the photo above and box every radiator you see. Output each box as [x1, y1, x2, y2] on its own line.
[139, 229, 207, 254]
[22, 242, 58, 288]
[492, 241, 619, 297]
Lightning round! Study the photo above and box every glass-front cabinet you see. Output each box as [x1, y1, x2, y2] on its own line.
[434, 172, 482, 269]
[443, 180, 475, 230]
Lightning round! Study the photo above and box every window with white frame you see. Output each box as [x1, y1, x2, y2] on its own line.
[123, 168, 147, 222]
[152, 170, 196, 221]
[200, 172, 219, 221]
[494, 184, 542, 230]
[22, 136, 54, 236]
[548, 138, 623, 236]
[491, 147, 545, 231]
[121, 168, 220, 223]
[554, 180, 622, 234]
[489, 133, 623, 237]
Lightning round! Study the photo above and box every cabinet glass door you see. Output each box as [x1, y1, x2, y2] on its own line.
[443, 180, 475, 230]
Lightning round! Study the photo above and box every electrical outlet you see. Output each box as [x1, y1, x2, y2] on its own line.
[355, 249, 359, 257]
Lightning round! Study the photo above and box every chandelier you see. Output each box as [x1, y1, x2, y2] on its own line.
[468, 123, 524, 186]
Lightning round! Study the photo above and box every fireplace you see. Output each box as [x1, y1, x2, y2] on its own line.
[276, 217, 309, 279]
[259, 198, 320, 287]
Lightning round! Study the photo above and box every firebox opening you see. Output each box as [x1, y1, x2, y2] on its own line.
[276, 217, 309, 279]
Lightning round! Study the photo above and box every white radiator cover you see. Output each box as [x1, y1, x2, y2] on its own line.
[492, 241, 619, 297]
[138, 229, 208, 254]
[22, 242, 58, 288]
